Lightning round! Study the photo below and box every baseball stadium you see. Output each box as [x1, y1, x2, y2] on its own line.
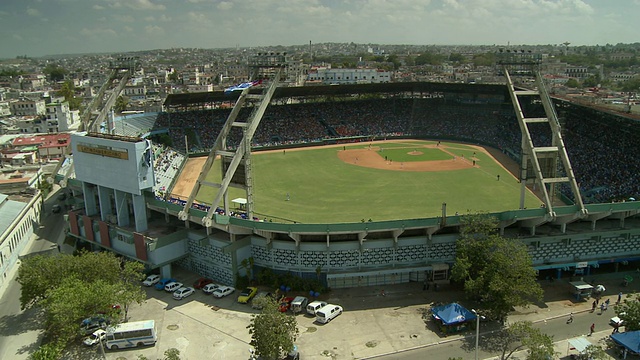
[59, 62, 640, 289]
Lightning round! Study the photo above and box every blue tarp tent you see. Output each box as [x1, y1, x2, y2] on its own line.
[431, 302, 477, 325]
[611, 331, 640, 355]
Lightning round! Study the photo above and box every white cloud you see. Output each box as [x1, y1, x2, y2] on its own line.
[124, 26, 133, 32]
[145, 16, 156, 22]
[145, 25, 164, 35]
[114, 15, 135, 23]
[80, 27, 117, 37]
[27, 8, 41, 17]
[13, 33, 23, 41]
[106, 0, 166, 11]
[93, 5, 105, 10]
[217, 1, 233, 10]
[159, 14, 171, 22]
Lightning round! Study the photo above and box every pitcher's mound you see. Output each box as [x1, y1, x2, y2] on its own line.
[408, 151, 423, 156]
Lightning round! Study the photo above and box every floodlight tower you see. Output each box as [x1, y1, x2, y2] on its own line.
[497, 50, 586, 221]
[178, 53, 286, 231]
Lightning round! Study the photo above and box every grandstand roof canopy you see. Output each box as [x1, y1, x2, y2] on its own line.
[164, 82, 509, 108]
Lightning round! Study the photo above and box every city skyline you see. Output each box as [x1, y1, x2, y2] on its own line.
[1, 0, 640, 59]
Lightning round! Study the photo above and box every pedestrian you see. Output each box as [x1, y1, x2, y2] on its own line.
[605, 298, 610, 306]
[472, 160, 476, 166]
[381, 289, 386, 297]
[600, 303, 605, 313]
[497, 174, 500, 181]
[286, 193, 290, 201]
[589, 323, 595, 336]
[592, 300, 597, 312]
[595, 298, 599, 306]
[618, 292, 623, 304]
[567, 312, 574, 324]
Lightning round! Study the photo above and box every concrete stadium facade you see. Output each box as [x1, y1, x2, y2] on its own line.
[60, 84, 640, 289]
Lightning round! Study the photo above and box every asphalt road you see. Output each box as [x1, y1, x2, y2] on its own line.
[372, 308, 616, 359]
[0, 191, 65, 360]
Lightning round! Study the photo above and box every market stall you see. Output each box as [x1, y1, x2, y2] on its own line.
[431, 302, 476, 335]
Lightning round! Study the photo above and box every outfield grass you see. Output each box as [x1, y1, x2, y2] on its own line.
[196, 140, 541, 224]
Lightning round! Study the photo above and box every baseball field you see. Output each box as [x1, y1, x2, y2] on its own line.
[174, 140, 542, 224]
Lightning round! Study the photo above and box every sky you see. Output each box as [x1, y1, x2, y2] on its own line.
[0, 0, 639, 58]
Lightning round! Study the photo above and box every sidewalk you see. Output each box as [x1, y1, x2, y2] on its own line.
[108, 268, 640, 360]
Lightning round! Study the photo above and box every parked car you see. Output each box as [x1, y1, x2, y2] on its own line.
[173, 287, 195, 300]
[165, 282, 184, 292]
[212, 286, 235, 298]
[251, 291, 273, 309]
[142, 274, 161, 287]
[237, 286, 258, 303]
[306, 300, 328, 316]
[155, 278, 177, 290]
[202, 283, 220, 294]
[193, 277, 214, 289]
[315, 304, 343, 324]
[83, 329, 106, 346]
[80, 316, 109, 335]
[279, 297, 295, 313]
[290, 296, 309, 314]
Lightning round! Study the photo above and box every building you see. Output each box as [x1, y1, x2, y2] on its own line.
[10, 98, 46, 117]
[11, 133, 71, 161]
[0, 191, 42, 291]
[45, 100, 75, 132]
[307, 68, 392, 85]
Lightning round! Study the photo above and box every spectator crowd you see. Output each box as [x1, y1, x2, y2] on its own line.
[150, 97, 639, 205]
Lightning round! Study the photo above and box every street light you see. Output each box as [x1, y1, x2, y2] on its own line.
[472, 309, 485, 360]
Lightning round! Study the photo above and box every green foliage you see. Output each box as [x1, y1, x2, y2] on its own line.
[565, 78, 580, 88]
[247, 296, 299, 360]
[449, 53, 465, 62]
[115, 95, 129, 113]
[163, 348, 181, 360]
[615, 293, 640, 331]
[255, 268, 326, 294]
[56, 80, 81, 110]
[414, 52, 444, 66]
[484, 321, 555, 360]
[43, 64, 67, 82]
[621, 75, 640, 92]
[472, 53, 496, 67]
[451, 214, 543, 322]
[582, 75, 600, 88]
[30, 340, 64, 360]
[167, 72, 179, 82]
[0, 68, 26, 76]
[581, 344, 607, 360]
[17, 251, 146, 345]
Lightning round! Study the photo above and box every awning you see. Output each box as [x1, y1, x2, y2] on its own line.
[568, 337, 592, 354]
[231, 198, 247, 205]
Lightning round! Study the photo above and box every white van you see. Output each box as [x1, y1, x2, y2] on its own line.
[290, 296, 308, 314]
[306, 300, 327, 316]
[315, 304, 343, 324]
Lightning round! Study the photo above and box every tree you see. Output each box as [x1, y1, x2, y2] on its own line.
[17, 251, 146, 345]
[565, 78, 580, 88]
[472, 53, 496, 67]
[483, 321, 555, 360]
[247, 296, 299, 360]
[621, 75, 640, 92]
[615, 293, 640, 331]
[451, 214, 543, 322]
[581, 344, 607, 360]
[414, 52, 444, 66]
[43, 64, 67, 82]
[449, 53, 465, 62]
[56, 80, 81, 110]
[115, 95, 129, 113]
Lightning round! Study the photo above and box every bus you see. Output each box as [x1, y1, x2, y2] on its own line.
[105, 320, 157, 350]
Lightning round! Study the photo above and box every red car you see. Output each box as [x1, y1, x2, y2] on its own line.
[193, 277, 214, 289]
[279, 297, 295, 312]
